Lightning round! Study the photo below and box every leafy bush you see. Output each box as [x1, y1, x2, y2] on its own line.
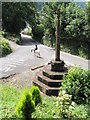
[56, 90, 89, 118]
[61, 66, 90, 104]
[30, 85, 42, 106]
[3, 32, 22, 45]
[16, 88, 35, 119]
[0, 39, 13, 57]
[15, 37, 21, 45]
[0, 31, 4, 38]
[2, 31, 9, 38]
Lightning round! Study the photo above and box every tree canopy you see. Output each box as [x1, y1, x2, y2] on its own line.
[2, 2, 37, 33]
[2, 2, 90, 58]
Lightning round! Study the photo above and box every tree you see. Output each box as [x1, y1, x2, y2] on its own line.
[2, 2, 37, 33]
[41, 2, 61, 47]
[41, 2, 70, 47]
[86, 2, 90, 58]
[86, 2, 90, 27]
[41, 2, 89, 59]
[65, 3, 86, 40]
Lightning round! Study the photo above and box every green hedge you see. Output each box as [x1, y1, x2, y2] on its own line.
[0, 39, 13, 57]
[61, 66, 90, 104]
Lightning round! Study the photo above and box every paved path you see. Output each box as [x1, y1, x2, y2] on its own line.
[0, 34, 89, 78]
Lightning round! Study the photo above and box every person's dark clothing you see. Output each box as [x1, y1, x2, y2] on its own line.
[34, 45, 38, 53]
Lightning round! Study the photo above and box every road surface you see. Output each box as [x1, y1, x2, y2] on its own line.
[0, 34, 54, 78]
[0, 34, 89, 78]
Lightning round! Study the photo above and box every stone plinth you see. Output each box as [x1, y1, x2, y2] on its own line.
[33, 65, 67, 96]
[51, 60, 65, 72]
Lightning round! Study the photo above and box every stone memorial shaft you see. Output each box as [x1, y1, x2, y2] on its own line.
[51, 9, 64, 72]
[55, 9, 60, 61]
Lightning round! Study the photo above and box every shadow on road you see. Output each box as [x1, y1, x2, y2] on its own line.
[35, 56, 43, 59]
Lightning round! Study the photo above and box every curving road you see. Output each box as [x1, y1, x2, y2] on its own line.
[0, 34, 89, 78]
[0, 34, 55, 78]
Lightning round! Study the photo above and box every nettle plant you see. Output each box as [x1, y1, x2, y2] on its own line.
[56, 90, 74, 118]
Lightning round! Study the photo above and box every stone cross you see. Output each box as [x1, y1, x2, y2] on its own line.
[55, 9, 60, 61]
[51, 9, 64, 72]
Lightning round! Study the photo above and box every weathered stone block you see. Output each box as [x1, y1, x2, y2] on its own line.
[51, 60, 64, 72]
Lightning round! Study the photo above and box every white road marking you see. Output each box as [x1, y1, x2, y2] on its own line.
[4, 67, 11, 72]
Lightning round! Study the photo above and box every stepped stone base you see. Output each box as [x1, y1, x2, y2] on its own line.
[38, 75, 62, 87]
[33, 78, 61, 96]
[51, 60, 65, 72]
[33, 65, 67, 96]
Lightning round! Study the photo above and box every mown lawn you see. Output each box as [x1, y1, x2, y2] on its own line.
[0, 83, 90, 119]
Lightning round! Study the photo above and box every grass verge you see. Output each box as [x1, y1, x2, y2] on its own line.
[0, 83, 90, 119]
[0, 84, 22, 118]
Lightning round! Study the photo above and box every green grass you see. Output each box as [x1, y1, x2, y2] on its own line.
[0, 83, 90, 119]
[32, 96, 60, 118]
[0, 84, 22, 118]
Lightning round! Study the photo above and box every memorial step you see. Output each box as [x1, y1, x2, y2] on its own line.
[38, 75, 62, 87]
[33, 79, 61, 96]
[43, 65, 67, 80]
[43, 70, 66, 80]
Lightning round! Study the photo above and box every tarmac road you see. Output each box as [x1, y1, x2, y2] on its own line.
[0, 34, 89, 78]
[0, 34, 54, 78]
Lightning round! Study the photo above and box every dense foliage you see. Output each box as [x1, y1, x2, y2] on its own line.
[30, 85, 42, 106]
[32, 24, 44, 43]
[15, 37, 21, 45]
[0, 31, 13, 57]
[16, 88, 35, 119]
[41, 2, 58, 47]
[2, 2, 90, 58]
[42, 2, 90, 41]
[41, 2, 90, 59]
[61, 66, 90, 104]
[2, 2, 37, 33]
[3, 32, 22, 45]
[86, 2, 90, 27]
